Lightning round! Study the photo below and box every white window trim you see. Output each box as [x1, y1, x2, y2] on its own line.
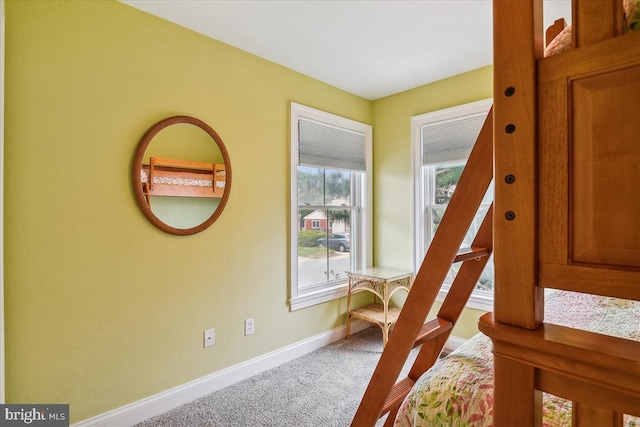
[411, 98, 493, 312]
[289, 103, 372, 311]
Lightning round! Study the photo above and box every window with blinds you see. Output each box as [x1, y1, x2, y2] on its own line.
[421, 112, 488, 166]
[298, 118, 367, 171]
[412, 98, 494, 311]
[290, 103, 372, 311]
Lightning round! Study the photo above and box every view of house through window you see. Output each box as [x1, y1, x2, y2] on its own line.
[412, 99, 493, 310]
[297, 167, 354, 288]
[290, 103, 372, 310]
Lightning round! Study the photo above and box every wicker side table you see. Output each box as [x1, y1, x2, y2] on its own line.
[346, 267, 413, 347]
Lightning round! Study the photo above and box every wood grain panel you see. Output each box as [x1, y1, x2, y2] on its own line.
[570, 65, 640, 269]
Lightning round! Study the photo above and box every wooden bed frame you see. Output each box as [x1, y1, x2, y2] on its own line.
[479, 0, 640, 425]
[352, 0, 639, 425]
[140, 156, 226, 206]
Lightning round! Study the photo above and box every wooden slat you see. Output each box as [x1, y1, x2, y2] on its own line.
[413, 318, 452, 348]
[492, 353, 542, 427]
[572, 403, 623, 427]
[539, 371, 640, 418]
[406, 325, 450, 387]
[573, 0, 624, 47]
[440, 205, 494, 323]
[381, 377, 415, 415]
[539, 264, 640, 301]
[453, 246, 490, 263]
[150, 156, 214, 171]
[493, 0, 543, 329]
[537, 77, 568, 268]
[383, 321, 453, 420]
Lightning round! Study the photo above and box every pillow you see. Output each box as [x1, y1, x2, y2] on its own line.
[544, 25, 573, 57]
[624, 0, 640, 31]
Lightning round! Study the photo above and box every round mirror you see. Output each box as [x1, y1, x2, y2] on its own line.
[132, 116, 232, 236]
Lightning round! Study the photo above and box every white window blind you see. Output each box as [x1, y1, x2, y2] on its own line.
[298, 118, 367, 172]
[421, 112, 488, 165]
[290, 102, 372, 310]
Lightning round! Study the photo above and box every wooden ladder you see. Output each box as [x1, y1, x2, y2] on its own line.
[351, 108, 494, 427]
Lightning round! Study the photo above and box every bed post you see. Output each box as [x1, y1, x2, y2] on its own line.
[492, 0, 543, 330]
[490, 0, 543, 425]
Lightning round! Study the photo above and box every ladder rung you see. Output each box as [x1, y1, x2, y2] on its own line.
[381, 376, 416, 415]
[413, 317, 453, 348]
[454, 246, 490, 263]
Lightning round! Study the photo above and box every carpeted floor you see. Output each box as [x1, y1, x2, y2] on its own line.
[135, 327, 419, 427]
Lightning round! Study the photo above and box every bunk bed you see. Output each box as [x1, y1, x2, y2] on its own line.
[139, 157, 226, 206]
[479, 0, 639, 424]
[352, 0, 640, 426]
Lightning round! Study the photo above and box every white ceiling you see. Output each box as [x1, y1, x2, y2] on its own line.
[121, 1, 571, 100]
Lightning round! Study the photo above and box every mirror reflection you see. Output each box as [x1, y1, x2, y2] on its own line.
[132, 116, 232, 235]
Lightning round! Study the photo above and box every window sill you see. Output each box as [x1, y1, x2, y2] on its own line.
[437, 288, 493, 312]
[290, 283, 348, 311]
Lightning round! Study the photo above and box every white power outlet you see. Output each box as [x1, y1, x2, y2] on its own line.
[244, 318, 255, 336]
[204, 328, 215, 348]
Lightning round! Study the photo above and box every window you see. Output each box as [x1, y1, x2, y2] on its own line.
[290, 103, 372, 310]
[412, 99, 493, 311]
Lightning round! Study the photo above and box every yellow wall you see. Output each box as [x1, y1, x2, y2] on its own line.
[4, 0, 371, 422]
[4, 0, 492, 422]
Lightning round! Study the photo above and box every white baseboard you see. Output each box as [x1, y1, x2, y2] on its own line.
[72, 320, 371, 427]
[73, 322, 465, 427]
[443, 335, 466, 353]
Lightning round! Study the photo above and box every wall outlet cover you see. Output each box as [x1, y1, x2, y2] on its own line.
[204, 328, 215, 348]
[244, 318, 254, 336]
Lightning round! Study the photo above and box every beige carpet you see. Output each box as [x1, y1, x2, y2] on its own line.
[135, 327, 421, 427]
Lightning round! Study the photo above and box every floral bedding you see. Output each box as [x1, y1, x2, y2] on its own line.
[393, 290, 640, 427]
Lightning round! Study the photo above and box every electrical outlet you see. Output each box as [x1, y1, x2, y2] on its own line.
[244, 318, 254, 336]
[204, 328, 215, 348]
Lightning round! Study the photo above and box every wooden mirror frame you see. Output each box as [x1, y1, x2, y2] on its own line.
[132, 115, 232, 236]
